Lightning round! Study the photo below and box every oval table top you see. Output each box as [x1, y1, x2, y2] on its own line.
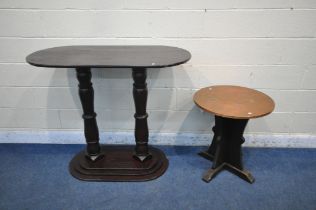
[193, 85, 275, 119]
[26, 45, 191, 68]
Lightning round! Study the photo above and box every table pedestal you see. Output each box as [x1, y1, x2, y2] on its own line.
[69, 146, 168, 181]
[199, 116, 254, 183]
[70, 67, 168, 181]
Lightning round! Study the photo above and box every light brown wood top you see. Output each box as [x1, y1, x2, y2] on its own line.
[193, 85, 275, 119]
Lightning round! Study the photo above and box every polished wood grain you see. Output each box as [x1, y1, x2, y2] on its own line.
[193, 85, 275, 119]
[26, 45, 191, 68]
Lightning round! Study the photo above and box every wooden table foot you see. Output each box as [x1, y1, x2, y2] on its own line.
[199, 116, 255, 184]
[202, 164, 224, 183]
[225, 164, 255, 183]
[133, 153, 152, 162]
[198, 151, 214, 161]
[201, 161, 254, 183]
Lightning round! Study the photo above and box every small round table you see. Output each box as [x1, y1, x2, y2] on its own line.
[193, 85, 275, 183]
[26, 45, 191, 181]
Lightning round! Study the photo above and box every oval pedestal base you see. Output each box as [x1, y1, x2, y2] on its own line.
[69, 145, 168, 182]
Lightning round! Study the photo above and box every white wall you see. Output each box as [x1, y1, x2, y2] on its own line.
[0, 1, 315, 144]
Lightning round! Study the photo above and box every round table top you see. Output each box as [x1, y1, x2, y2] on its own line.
[193, 85, 275, 119]
[26, 45, 191, 68]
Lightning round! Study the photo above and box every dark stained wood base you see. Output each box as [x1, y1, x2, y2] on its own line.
[198, 116, 255, 184]
[69, 145, 169, 182]
[199, 151, 254, 183]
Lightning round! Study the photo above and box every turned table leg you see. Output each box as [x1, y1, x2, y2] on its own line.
[132, 68, 152, 162]
[76, 68, 103, 161]
[200, 116, 254, 183]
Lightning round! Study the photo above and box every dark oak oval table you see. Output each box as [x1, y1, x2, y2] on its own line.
[26, 45, 191, 181]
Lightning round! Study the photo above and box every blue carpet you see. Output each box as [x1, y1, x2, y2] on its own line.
[0, 144, 315, 210]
